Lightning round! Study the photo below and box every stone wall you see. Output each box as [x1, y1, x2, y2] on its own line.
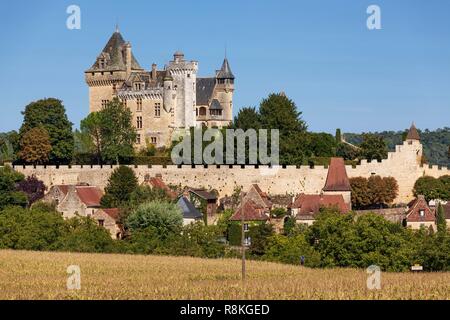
[13, 141, 450, 204]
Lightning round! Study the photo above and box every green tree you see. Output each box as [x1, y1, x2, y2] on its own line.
[0, 166, 27, 210]
[18, 127, 52, 164]
[101, 166, 138, 208]
[129, 185, 173, 208]
[413, 176, 444, 202]
[436, 203, 447, 233]
[80, 112, 103, 164]
[350, 177, 371, 208]
[336, 143, 360, 161]
[335, 128, 342, 143]
[98, 98, 137, 164]
[359, 134, 388, 162]
[233, 107, 261, 130]
[249, 223, 275, 257]
[259, 93, 308, 165]
[19, 98, 74, 164]
[308, 132, 337, 157]
[438, 175, 450, 200]
[126, 200, 183, 239]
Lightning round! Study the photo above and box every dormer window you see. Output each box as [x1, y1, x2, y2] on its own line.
[98, 59, 106, 69]
[134, 82, 143, 91]
[419, 209, 425, 217]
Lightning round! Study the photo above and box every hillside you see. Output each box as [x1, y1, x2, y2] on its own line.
[344, 127, 450, 167]
[0, 250, 448, 300]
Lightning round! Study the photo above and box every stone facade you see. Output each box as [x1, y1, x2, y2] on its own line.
[85, 29, 234, 148]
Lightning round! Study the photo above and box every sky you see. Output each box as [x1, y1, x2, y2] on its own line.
[0, 0, 449, 134]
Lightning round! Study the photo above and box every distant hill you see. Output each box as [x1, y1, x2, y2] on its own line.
[344, 127, 450, 167]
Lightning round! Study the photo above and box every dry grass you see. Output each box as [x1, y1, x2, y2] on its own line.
[0, 250, 448, 300]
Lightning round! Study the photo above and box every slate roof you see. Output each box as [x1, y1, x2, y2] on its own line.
[177, 196, 203, 220]
[323, 158, 351, 192]
[86, 31, 142, 72]
[292, 194, 349, 218]
[216, 58, 234, 79]
[209, 99, 223, 110]
[406, 123, 421, 141]
[196, 78, 216, 106]
[230, 200, 269, 221]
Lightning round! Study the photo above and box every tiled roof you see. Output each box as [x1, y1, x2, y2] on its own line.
[323, 158, 351, 192]
[86, 31, 142, 72]
[251, 184, 272, 208]
[230, 200, 269, 221]
[406, 196, 435, 222]
[75, 186, 103, 207]
[406, 123, 420, 141]
[292, 194, 349, 218]
[196, 78, 215, 106]
[103, 208, 120, 221]
[177, 196, 203, 220]
[146, 177, 177, 200]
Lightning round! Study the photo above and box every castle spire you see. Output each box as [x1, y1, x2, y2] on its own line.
[216, 57, 234, 79]
[406, 122, 420, 141]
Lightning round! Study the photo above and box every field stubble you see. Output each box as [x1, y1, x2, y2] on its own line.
[0, 250, 448, 300]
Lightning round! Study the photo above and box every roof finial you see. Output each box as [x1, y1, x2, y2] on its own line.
[225, 43, 227, 59]
[115, 18, 119, 33]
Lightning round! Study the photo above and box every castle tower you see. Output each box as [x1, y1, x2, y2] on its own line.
[215, 58, 235, 123]
[405, 122, 423, 164]
[85, 28, 143, 112]
[322, 157, 352, 210]
[166, 51, 198, 129]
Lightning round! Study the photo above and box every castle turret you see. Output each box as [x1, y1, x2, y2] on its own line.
[405, 122, 423, 164]
[85, 28, 143, 112]
[215, 58, 235, 123]
[163, 70, 175, 117]
[322, 157, 352, 210]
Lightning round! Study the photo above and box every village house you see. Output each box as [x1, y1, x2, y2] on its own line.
[143, 174, 177, 200]
[290, 157, 352, 225]
[92, 208, 122, 239]
[177, 196, 204, 225]
[405, 195, 436, 231]
[187, 188, 218, 225]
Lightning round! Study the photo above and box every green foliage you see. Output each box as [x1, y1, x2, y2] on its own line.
[271, 207, 286, 218]
[0, 131, 19, 163]
[216, 209, 234, 235]
[0, 206, 66, 251]
[98, 98, 137, 164]
[359, 133, 388, 162]
[413, 176, 448, 202]
[18, 127, 52, 164]
[228, 222, 242, 246]
[233, 107, 261, 131]
[19, 98, 74, 164]
[126, 201, 183, 238]
[307, 132, 336, 157]
[336, 143, 360, 161]
[248, 223, 274, 257]
[55, 217, 117, 253]
[335, 128, 342, 143]
[0, 166, 27, 210]
[259, 93, 308, 165]
[436, 203, 447, 233]
[101, 166, 138, 208]
[129, 185, 173, 208]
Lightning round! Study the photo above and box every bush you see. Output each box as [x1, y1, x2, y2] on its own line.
[126, 201, 183, 238]
[413, 176, 449, 201]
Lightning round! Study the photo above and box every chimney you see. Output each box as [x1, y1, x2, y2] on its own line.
[125, 42, 132, 77]
[151, 63, 157, 81]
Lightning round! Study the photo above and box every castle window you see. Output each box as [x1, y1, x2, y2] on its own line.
[122, 99, 127, 108]
[137, 116, 143, 129]
[151, 137, 157, 145]
[134, 83, 143, 91]
[196, 108, 198, 116]
[210, 109, 222, 117]
[101, 100, 109, 108]
[136, 134, 141, 144]
[137, 97, 142, 112]
[155, 103, 161, 117]
[187, 74, 190, 78]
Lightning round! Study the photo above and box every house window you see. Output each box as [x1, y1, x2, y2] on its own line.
[419, 210, 425, 217]
[137, 116, 143, 129]
[244, 223, 249, 232]
[136, 134, 141, 144]
[154, 103, 161, 117]
[151, 137, 157, 145]
[98, 219, 104, 227]
[137, 97, 142, 112]
[210, 109, 222, 117]
[244, 236, 251, 246]
[101, 100, 109, 108]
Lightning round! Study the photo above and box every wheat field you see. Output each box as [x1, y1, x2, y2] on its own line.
[0, 250, 448, 300]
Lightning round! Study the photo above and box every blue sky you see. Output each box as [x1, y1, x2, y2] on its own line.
[1, 0, 449, 134]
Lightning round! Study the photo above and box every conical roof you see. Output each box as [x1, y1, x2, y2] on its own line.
[323, 158, 351, 192]
[216, 58, 234, 79]
[406, 123, 420, 141]
[86, 30, 142, 72]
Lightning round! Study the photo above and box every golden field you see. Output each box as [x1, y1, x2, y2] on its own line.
[0, 250, 448, 300]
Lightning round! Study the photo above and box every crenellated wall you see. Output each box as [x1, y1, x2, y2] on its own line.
[12, 141, 450, 204]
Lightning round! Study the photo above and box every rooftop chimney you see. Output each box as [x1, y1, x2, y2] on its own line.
[151, 63, 157, 80]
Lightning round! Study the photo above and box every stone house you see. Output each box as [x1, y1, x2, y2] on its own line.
[143, 174, 177, 200]
[92, 208, 122, 239]
[44, 185, 103, 219]
[242, 184, 273, 212]
[405, 195, 436, 231]
[229, 200, 269, 246]
[187, 189, 218, 225]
